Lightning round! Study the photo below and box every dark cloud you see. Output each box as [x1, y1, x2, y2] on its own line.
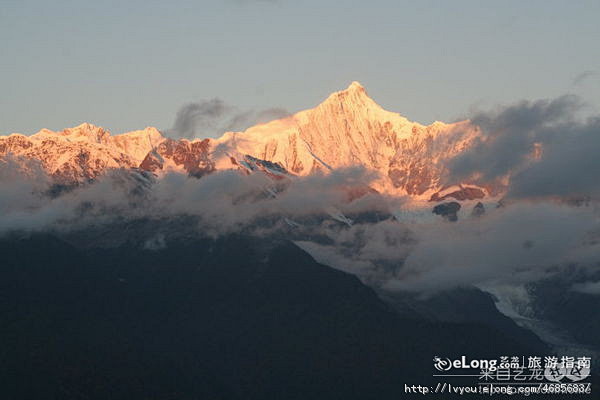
[166, 98, 231, 139]
[446, 95, 600, 199]
[166, 99, 289, 139]
[573, 70, 598, 86]
[508, 117, 600, 198]
[223, 107, 290, 132]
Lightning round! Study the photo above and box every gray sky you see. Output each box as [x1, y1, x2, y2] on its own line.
[1, 0, 599, 135]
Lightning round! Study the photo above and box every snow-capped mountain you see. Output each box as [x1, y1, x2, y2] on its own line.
[0, 82, 488, 199]
[0, 124, 159, 183]
[212, 82, 482, 197]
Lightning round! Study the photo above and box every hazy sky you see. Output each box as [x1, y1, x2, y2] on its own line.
[1, 0, 599, 135]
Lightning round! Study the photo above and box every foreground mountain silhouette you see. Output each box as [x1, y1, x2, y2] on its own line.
[0, 82, 488, 199]
[1, 230, 547, 399]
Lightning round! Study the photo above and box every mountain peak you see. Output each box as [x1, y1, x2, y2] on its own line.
[320, 81, 374, 110]
[346, 81, 365, 92]
[62, 123, 111, 144]
[339, 81, 368, 98]
[27, 122, 112, 145]
[72, 122, 102, 131]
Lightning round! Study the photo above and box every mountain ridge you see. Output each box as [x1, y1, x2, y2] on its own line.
[0, 82, 488, 199]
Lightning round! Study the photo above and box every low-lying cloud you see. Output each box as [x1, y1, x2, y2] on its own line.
[0, 159, 385, 237]
[572, 280, 600, 295]
[384, 203, 600, 293]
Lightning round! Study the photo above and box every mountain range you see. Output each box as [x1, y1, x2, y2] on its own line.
[0, 82, 489, 201]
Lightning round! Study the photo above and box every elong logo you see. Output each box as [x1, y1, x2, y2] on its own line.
[434, 356, 498, 372]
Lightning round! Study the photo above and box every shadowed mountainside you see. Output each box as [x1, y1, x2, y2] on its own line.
[1, 231, 547, 400]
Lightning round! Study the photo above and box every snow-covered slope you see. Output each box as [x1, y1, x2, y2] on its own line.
[0, 82, 486, 198]
[0, 123, 203, 182]
[0, 123, 140, 182]
[213, 81, 480, 197]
